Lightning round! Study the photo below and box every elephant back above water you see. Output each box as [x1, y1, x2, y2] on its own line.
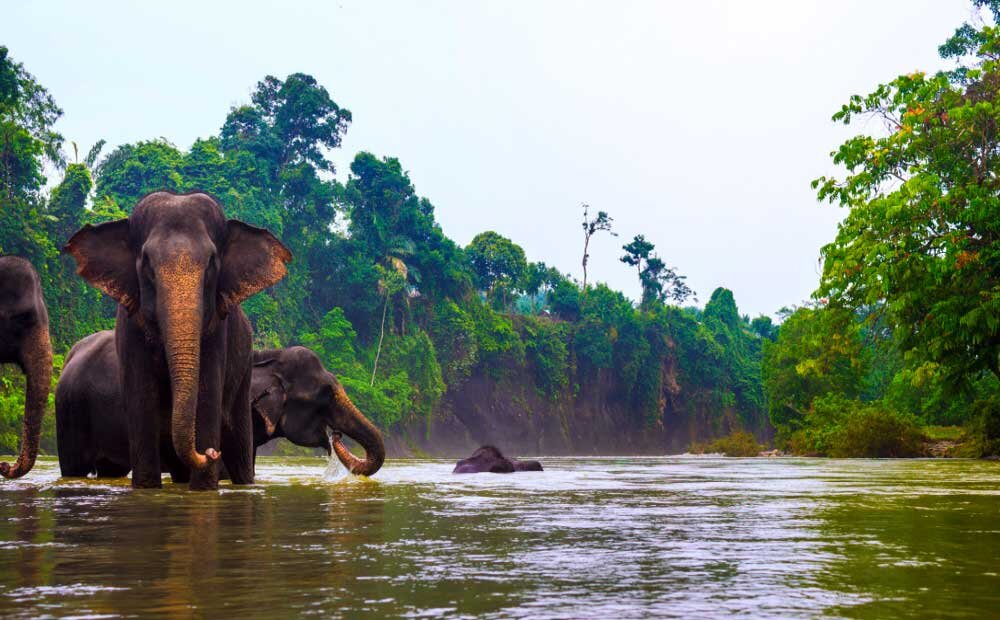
[64, 191, 291, 490]
[452, 446, 543, 474]
[0, 256, 53, 479]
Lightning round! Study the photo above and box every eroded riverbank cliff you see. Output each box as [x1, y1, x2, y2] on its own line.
[385, 360, 771, 458]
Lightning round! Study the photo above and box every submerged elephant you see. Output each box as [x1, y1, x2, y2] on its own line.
[0, 256, 53, 479]
[56, 333, 384, 479]
[452, 446, 543, 474]
[64, 191, 291, 489]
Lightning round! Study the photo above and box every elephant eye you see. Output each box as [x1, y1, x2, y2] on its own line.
[140, 253, 155, 283]
[12, 312, 33, 325]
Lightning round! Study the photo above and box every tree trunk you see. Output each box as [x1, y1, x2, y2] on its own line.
[371, 294, 389, 387]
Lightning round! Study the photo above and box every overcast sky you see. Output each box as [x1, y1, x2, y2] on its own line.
[2, 1, 974, 317]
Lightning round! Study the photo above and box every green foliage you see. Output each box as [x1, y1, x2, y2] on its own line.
[466, 230, 527, 310]
[467, 301, 524, 379]
[382, 329, 445, 419]
[300, 309, 405, 428]
[704, 431, 762, 457]
[0, 48, 776, 454]
[520, 316, 570, 398]
[762, 306, 868, 436]
[0, 355, 62, 457]
[0, 45, 63, 200]
[620, 234, 694, 308]
[814, 15, 1000, 387]
[750, 315, 778, 341]
[969, 398, 1000, 456]
[786, 395, 925, 458]
[429, 299, 478, 384]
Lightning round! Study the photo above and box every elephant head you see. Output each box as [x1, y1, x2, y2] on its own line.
[64, 192, 290, 471]
[251, 346, 385, 476]
[0, 256, 53, 479]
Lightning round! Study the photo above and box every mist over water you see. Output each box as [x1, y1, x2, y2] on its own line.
[0, 457, 998, 618]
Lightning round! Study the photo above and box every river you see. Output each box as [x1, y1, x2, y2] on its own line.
[0, 456, 997, 618]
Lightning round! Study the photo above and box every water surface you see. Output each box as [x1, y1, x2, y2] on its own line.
[0, 456, 997, 618]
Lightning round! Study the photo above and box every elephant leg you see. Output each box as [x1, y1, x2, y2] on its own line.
[162, 447, 191, 484]
[221, 369, 254, 485]
[56, 389, 94, 478]
[119, 322, 164, 489]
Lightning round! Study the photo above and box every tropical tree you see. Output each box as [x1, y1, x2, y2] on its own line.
[620, 234, 654, 278]
[813, 6, 1000, 386]
[580, 203, 615, 289]
[371, 260, 407, 385]
[466, 230, 527, 309]
[762, 305, 869, 435]
[0, 46, 63, 276]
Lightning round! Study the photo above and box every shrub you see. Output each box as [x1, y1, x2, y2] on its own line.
[706, 431, 762, 457]
[970, 398, 1000, 458]
[830, 404, 924, 457]
[785, 394, 925, 457]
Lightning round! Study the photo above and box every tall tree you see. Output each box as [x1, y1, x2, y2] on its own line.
[0, 46, 63, 275]
[620, 234, 694, 307]
[620, 234, 654, 278]
[580, 203, 615, 290]
[813, 7, 1000, 384]
[466, 230, 527, 309]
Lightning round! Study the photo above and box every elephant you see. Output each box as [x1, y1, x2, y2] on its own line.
[55, 333, 385, 479]
[0, 256, 53, 479]
[252, 346, 384, 475]
[64, 191, 291, 490]
[452, 445, 543, 474]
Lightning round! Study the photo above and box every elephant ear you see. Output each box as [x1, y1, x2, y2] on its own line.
[217, 220, 292, 318]
[251, 356, 285, 438]
[63, 219, 140, 314]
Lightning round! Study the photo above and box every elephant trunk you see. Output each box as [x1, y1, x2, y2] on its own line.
[159, 261, 218, 470]
[0, 324, 52, 479]
[331, 386, 385, 477]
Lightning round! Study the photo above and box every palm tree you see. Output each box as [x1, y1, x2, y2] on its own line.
[370, 243, 414, 386]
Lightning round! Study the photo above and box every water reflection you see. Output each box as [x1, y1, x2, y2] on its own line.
[0, 457, 997, 618]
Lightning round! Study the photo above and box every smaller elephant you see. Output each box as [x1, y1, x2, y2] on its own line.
[56, 332, 384, 479]
[452, 446, 543, 474]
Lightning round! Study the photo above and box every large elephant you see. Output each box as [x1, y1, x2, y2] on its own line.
[56, 333, 384, 478]
[452, 445, 543, 474]
[64, 192, 291, 489]
[0, 256, 53, 479]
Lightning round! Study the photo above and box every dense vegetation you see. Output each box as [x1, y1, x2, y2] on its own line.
[3, 1, 999, 459]
[0, 45, 771, 456]
[765, 2, 1000, 456]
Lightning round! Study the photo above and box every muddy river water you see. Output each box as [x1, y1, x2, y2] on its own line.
[0, 456, 997, 618]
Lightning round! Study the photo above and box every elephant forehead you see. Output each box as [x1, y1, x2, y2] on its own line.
[132, 193, 227, 240]
[0, 260, 38, 294]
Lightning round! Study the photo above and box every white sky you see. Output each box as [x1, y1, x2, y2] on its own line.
[2, 0, 973, 317]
